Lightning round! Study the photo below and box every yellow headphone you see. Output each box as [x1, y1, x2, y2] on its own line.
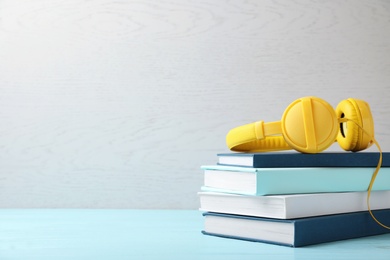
[226, 96, 374, 154]
[226, 96, 390, 229]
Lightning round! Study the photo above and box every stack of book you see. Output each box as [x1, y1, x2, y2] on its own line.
[199, 152, 390, 247]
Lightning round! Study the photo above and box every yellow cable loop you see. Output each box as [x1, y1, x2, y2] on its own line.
[366, 138, 388, 229]
[340, 118, 389, 229]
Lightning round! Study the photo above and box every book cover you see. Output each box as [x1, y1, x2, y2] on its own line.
[198, 190, 390, 219]
[201, 165, 390, 195]
[217, 152, 389, 168]
[202, 210, 390, 247]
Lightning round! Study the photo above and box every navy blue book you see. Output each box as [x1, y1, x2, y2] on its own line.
[217, 152, 390, 168]
[202, 210, 390, 247]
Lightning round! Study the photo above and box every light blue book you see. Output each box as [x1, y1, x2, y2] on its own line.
[201, 165, 390, 195]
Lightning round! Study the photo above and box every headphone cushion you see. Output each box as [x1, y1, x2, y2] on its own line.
[336, 99, 362, 151]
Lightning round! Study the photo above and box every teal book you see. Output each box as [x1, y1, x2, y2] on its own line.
[217, 152, 389, 168]
[202, 209, 390, 247]
[201, 165, 390, 195]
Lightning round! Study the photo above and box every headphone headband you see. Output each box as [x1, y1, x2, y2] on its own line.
[226, 121, 290, 152]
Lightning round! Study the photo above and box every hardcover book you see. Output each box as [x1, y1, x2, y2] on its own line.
[198, 190, 390, 219]
[201, 165, 390, 195]
[217, 152, 389, 168]
[202, 210, 390, 247]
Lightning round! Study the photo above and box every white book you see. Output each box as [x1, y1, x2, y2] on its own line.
[198, 190, 390, 219]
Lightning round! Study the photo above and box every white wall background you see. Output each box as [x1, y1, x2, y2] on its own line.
[0, 0, 389, 209]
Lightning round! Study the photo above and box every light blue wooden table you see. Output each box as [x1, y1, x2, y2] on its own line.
[0, 209, 389, 259]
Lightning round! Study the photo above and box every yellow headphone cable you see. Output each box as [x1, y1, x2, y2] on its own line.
[340, 118, 388, 229]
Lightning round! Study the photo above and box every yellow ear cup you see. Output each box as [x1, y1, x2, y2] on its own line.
[281, 97, 338, 153]
[336, 98, 374, 151]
